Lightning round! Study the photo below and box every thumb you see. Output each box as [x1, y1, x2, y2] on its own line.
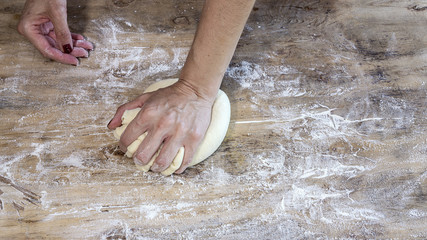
[49, 1, 73, 53]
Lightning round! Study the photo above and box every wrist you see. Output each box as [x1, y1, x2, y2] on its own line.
[178, 57, 224, 101]
[175, 77, 219, 104]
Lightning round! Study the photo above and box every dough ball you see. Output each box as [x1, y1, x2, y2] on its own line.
[114, 79, 230, 176]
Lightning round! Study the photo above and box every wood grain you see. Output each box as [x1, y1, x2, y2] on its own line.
[1, 0, 426, 238]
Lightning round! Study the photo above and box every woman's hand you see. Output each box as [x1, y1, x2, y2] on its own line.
[107, 80, 214, 174]
[108, 0, 255, 174]
[18, 0, 93, 65]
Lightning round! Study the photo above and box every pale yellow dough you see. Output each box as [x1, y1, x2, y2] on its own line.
[114, 79, 231, 176]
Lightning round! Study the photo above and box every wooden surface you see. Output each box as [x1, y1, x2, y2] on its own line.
[1, 0, 427, 238]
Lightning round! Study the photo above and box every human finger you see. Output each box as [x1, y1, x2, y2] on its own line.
[40, 22, 54, 35]
[175, 145, 196, 174]
[48, 31, 93, 51]
[71, 33, 85, 40]
[150, 137, 182, 173]
[74, 39, 94, 50]
[45, 35, 56, 48]
[107, 94, 151, 129]
[45, 34, 89, 58]
[49, 0, 73, 53]
[175, 121, 207, 174]
[118, 113, 150, 153]
[45, 46, 79, 65]
[175, 127, 206, 174]
[27, 33, 78, 65]
[132, 130, 166, 166]
[70, 47, 89, 58]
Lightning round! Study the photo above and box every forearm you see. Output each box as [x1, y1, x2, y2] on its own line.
[179, 0, 255, 100]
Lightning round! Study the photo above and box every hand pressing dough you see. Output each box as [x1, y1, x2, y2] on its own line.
[114, 79, 230, 176]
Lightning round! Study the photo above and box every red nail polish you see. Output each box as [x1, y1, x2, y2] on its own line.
[63, 44, 72, 54]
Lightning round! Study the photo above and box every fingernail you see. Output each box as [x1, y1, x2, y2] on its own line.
[150, 164, 161, 172]
[119, 144, 127, 153]
[133, 156, 144, 166]
[135, 152, 146, 164]
[63, 44, 72, 54]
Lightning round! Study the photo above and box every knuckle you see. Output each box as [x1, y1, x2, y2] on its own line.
[133, 116, 145, 128]
[133, 112, 150, 127]
[117, 104, 131, 116]
[18, 20, 32, 36]
[140, 106, 157, 119]
[117, 104, 127, 112]
[137, 93, 148, 101]
[55, 28, 70, 39]
[189, 129, 203, 141]
[174, 122, 189, 139]
[49, 1, 67, 14]
[41, 52, 50, 58]
[17, 22, 26, 35]
[157, 114, 175, 129]
[175, 120, 186, 131]
[41, 48, 53, 58]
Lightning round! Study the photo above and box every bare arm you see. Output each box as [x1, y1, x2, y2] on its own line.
[179, 0, 256, 101]
[108, 0, 255, 174]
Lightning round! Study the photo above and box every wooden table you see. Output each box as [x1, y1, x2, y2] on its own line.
[1, 0, 426, 238]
